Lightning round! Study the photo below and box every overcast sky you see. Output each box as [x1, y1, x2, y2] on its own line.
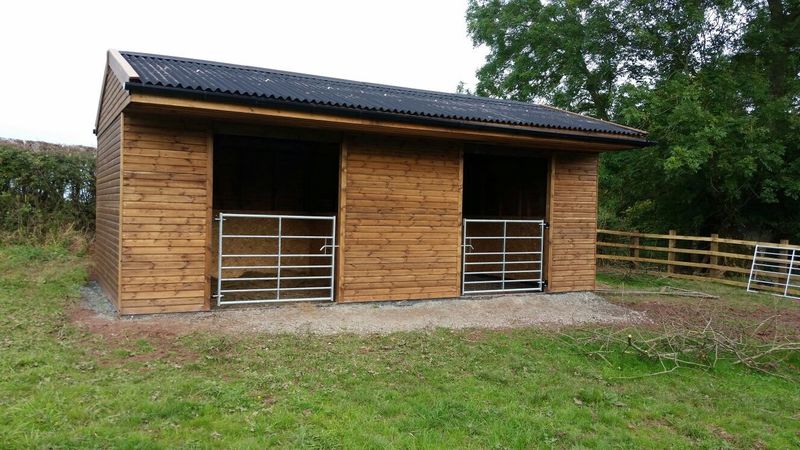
[0, 1, 487, 146]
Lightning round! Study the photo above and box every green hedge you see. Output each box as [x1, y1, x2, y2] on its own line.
[0, 145, 95, 235]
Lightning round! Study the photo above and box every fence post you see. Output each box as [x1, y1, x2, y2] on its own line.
[667, 230, 676, 274]
[779, 239, 791, 280]
[631, 234, 640, 270]
[709, 233, 720, 278]
[780, 239, 790, 271]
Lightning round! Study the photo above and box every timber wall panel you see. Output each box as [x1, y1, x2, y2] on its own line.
[96, 69, 129, 136]
[119, 114, 211, 314]
[548, 152, 598, 292]
[339, 136, 462, 302]
[93, 68, 130, 307]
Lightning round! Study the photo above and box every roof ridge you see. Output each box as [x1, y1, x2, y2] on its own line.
[120, 51, 554, 110]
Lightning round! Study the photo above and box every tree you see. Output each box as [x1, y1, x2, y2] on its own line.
[467, 0, 631, 119]
[466, 0, 800, 240]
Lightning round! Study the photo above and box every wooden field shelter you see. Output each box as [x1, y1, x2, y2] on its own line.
[94, 50, 650, 315]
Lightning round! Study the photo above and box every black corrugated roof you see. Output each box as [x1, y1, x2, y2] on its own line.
[120, 51, 646, 138]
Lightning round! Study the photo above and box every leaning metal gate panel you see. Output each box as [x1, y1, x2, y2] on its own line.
[214, 212, 336, 305]
[461, 219, 545, 295]
[747, 244, 800, 300]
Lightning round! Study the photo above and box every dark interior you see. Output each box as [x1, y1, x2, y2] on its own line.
[461, 150, 549, 292]
[213, 134, 339, 214]
[463, 150, 548, 219]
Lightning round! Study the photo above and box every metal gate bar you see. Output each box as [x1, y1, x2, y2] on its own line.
[462, 219, 545, 295]
[747, 244, 800, 300]
[215, 212, 337, 305]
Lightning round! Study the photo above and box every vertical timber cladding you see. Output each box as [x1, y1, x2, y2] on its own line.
[119, 114, 212, 314]
[339, 136, 463, 302]
[547, 152, 599, 292]
[94, 68, 129, 308]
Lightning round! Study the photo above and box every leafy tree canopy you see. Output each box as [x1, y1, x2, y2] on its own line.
[466, 0, 800, 240]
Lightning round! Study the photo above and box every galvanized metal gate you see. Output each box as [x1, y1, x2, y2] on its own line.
[462, 219, 545, 294]
[747, 244, 800, 300]
[214, 213, 336, 305]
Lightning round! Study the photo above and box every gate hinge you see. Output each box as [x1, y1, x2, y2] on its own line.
[543, 221, 550, 229]
[542, 280, 548, 289]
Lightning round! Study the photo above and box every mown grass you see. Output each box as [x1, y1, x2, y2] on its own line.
[1, 244, 799, 448]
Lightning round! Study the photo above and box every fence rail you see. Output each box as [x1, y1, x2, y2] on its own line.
[596, 229, 800, 296]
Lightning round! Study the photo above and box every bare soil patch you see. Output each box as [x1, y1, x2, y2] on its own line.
[607, 296, 800, 341]
[69, 289, 200, 366]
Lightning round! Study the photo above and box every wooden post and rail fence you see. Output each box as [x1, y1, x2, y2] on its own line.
[596, 229, 795, 290]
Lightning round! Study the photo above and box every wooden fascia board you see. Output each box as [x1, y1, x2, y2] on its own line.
[126, 93, 647, 152]
[94, 50, 139, 133]
[108, 49, 140, 85]
[93, 65, 111, 134]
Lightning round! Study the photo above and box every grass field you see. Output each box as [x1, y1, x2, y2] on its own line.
[1, 243, 799, 448]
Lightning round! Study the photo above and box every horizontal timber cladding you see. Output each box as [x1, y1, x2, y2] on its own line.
[338, 136, 463, 302]
[119, 113, 212, 314]
[94, 67, 130, 307]
[547, 152, 599, 292]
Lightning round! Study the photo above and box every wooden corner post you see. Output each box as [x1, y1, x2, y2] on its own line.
[335, 138, 348, 302]
[544, 154, 556, 291]
[456, 146, 464, 296]
[204, 131, 214, 310]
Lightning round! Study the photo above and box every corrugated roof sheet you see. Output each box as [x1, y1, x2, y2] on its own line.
[120, 51, 646, 138]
